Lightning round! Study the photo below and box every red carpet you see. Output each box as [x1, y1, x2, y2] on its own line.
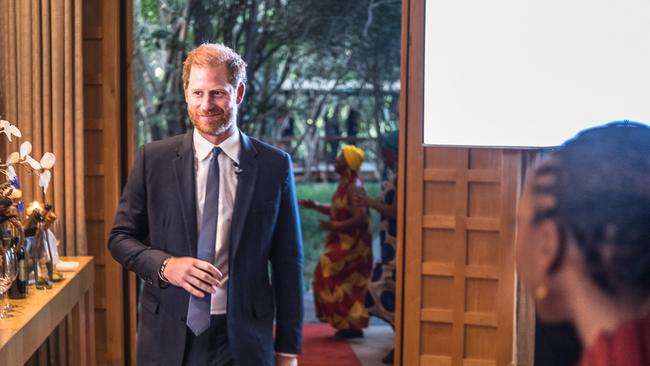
[299, 324, 363, 366]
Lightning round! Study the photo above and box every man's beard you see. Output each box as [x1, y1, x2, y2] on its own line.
[189, 107, 237, 136]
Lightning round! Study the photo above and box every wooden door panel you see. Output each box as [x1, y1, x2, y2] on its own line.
[402, 146, 519, 366]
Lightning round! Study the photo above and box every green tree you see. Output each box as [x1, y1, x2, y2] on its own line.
[134, 0, 401, 180]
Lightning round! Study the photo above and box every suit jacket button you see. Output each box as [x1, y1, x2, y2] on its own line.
[181, 316, 187, 322]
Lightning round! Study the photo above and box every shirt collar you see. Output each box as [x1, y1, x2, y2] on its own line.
[193, 128, 241, 164]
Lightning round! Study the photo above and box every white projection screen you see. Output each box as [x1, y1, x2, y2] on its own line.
[423, 0, 650, 148]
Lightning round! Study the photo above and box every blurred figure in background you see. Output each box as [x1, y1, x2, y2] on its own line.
[354, 130, 398, 364]
[325, 104, 342, 168]
[516, 121, 650, 366]
[346, 109, 360, 144]
[299, 145, 373, 338]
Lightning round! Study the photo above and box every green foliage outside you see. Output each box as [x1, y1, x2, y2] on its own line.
[296, 181, 381, 291]
[134, 0, 401, 182]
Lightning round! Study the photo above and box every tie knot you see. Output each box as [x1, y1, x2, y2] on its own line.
[212, 147, 222, 158]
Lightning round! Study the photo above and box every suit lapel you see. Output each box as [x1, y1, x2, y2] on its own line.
[173, 131, 198, 257]
[229, 131, 258, 260]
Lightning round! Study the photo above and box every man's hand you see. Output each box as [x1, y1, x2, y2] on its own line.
[163, 257, 225, 297]
[276, 355, 298, 366]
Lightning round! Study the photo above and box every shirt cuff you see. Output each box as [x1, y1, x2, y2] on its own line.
[276, 353, 298, 358]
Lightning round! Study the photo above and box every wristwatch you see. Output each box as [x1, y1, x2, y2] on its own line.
[158, 256, 172, 282]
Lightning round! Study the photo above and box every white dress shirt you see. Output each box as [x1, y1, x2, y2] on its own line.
[193, 128, 240, 315]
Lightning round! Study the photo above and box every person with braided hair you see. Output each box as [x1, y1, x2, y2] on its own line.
[516, 121, 650, 366]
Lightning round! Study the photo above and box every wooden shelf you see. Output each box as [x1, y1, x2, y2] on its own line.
[0, 256, 95, 365]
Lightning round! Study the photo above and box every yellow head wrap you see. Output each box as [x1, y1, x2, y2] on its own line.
[341, 145, 365, 172]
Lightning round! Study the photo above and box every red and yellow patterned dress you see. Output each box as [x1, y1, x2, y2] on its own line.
[312, 176, 373, 330]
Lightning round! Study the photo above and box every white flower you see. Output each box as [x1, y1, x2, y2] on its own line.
[9, 125, 21, 139]
[19, 141, 32, 159]
[0, 120, 22, 142]
[39, 170, 52, 194]
[0, 119, 56, 196]
[6, 152, 19, 164]
[24, 155, 42, 170]
[40, 152, 55, 169]
[0, 165, 18, 183]
[6, 166, 16, 181]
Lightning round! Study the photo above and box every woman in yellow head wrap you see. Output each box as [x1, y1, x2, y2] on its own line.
[341, 145, 365, 172]
[299, 144, 373, 338]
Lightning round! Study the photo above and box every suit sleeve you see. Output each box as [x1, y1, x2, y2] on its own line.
[108, 146, 169, 288]
[270, 153, 304, 355]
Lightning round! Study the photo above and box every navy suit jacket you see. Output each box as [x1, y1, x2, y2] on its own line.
[108, 130, 304, 366]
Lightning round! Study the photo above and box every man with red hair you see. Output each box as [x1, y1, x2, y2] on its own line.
[109, 43, 303, 366]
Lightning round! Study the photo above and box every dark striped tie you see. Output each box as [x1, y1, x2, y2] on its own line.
[187, 146, 221, 335]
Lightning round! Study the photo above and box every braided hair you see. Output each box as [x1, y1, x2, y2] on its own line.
[530, 121, 650, 298]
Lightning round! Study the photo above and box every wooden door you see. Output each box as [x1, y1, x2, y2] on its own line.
[396, 1, 521, 365]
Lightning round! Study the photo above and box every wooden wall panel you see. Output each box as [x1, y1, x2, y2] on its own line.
[125, 0, 138, 361]
[83, 0, 127, 364]
[398, 0, 521, 365]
